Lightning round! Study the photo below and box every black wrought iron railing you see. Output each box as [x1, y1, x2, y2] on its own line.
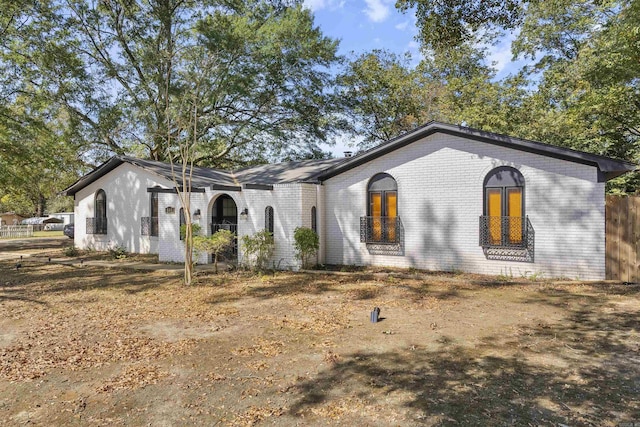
[141, 217, 159, 236]
[360, 216, 401, 244]
[479, 216, 533, 248]
[211, 222, 238, 234]
[86, 217, 107, 235]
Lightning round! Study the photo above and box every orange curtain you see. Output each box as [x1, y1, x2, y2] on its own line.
[370, 192, 382, 241]
[507, 188, 523, 244]
[487, 189, 502, 245]
[386, 192, 397, 242]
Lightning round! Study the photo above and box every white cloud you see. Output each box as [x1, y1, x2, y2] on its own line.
[395, 21, 409, 31]
[484, 31, 518, 75]
[303, 0, 344, 12]
[363, 0, 391, 23]
[487, 45, 513, 74]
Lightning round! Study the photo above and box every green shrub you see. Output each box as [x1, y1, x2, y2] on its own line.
[180, 223, 202, 240]
[193, 229, 235, 273]
[63, 245, 79, 257]
[108, 243, 128, 259]
[241, 230, 274, 271]
[293, 227, 319, 269]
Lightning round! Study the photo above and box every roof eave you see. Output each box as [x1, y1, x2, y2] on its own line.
[317, 122, 637, 182]
[60, 157, 125, 196]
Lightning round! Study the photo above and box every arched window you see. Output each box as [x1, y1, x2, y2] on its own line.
[265, 206, 274, 234]
[150, 192, 159, 236]
[311, 206, 317, 233]
[179, 207, 186, 240]
[482, 166, 525, 247]
[94, 189, 107, 234]
[365, 173, 397, 243]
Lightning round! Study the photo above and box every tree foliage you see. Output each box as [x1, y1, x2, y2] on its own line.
[0, 0, 342, 214]
[396, 0, 523, 53]
[388, 0, 640, 193]
[337, 50, 444, 147]
[1, 0, 340, 166]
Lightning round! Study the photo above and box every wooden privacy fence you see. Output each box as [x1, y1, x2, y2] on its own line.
[606, 195, 640, 282]
[0, 225, 33, 239]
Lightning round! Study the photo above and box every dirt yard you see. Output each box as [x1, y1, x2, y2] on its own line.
[1, 245, 639, 426]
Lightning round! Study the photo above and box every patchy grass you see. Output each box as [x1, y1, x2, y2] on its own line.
[33, 230, 64, 237]
[1, 251, 639, 426]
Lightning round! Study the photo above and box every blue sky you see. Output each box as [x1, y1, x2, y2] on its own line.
[304, 0, 528, 79]
[302, 0, 531, 156]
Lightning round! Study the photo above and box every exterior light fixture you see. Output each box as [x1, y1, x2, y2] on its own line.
[193, 209, 201, 220]
[240, 208, 249, 219]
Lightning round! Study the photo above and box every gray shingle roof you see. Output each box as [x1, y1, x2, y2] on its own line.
[62, 121, 636, 196]
[121, 156, 238, 187]
[317, 121, 637, 181]
[61, 156, 345, 196]
[233, 158, 345, 185]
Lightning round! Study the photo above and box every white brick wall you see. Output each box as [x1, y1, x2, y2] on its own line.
[156, 184, 311, 270]
[74, 163, 319, 270]
[74, 163, 169, 253]
[300, 183, 319, 266]
[322, 133, 606, 280]
[157, 190, 211, 265]
[74, 135, 609, 280]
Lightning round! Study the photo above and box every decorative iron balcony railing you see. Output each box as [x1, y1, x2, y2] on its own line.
[479, 216, 533, 248]
[141, 217, 159, 236]
[360, 216, 401, 244]
[86, 217, 107, 235]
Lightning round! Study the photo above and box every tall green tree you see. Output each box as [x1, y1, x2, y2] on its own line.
[336, 47, 525, 150]
[2, 0, 340, 166]
[397, 0, 640, 192]
[337, 50, 443, 147]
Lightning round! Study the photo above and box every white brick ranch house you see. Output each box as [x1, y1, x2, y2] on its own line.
[62, 122, 635, 280]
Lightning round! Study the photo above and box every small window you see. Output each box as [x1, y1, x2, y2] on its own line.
[311, 206, 317, 233]
[150, 193, 159, 236]
[265, 206, 274, 234]
[481, 166, 525, 247]
[179, 207, 185, 240]
[91, 189, 107, 234]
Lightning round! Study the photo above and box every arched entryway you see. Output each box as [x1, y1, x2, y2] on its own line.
[209, 194, 238, 258]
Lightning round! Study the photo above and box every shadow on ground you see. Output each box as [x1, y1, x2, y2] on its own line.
[289, 291, 640, 425]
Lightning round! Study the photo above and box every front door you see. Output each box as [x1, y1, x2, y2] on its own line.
[211, 194, 238, 256]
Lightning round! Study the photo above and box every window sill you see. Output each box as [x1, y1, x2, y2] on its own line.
[481, 243, 526, 249]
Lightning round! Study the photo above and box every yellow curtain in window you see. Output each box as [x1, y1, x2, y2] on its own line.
[370, 192, 382, 241]
[507, 188, 523, 244]
[386, 192, 397, 242]
[487, 189, 502, 245]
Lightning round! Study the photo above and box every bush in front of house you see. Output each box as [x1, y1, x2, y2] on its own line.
[63, 245, 79, 257]
[193, 229, 234, 273]
[180, 223, 202, 240]
[107, 242, 128, 260]
[293, 227, 319, 269]
[241, 229, 274, 271]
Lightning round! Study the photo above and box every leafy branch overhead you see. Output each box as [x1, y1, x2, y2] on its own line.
[1, 0, 341, 168]
[344, 0, 638, 192]
[1, 0, 638, 206]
